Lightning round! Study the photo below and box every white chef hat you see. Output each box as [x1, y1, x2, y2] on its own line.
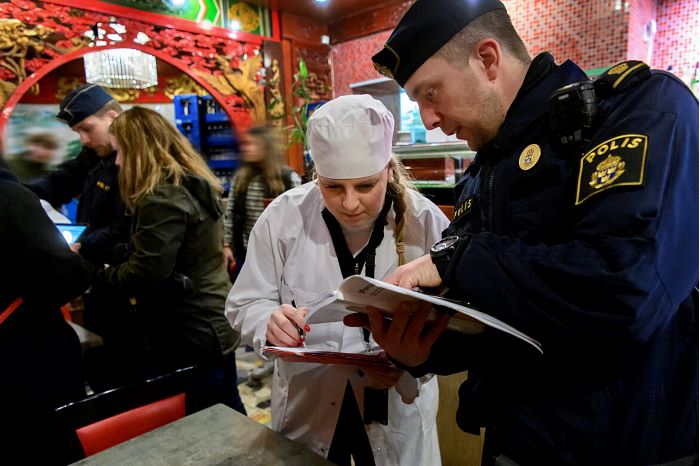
[307, 94, 394, 179]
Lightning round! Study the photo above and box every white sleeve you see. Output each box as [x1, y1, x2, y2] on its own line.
[413, 191, 450, 249]
[224, 206, 285, 355]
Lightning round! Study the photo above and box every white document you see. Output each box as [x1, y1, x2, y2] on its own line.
[301, 275, 542, 354]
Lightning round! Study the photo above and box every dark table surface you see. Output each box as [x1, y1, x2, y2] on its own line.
[72, 403, 332, 465]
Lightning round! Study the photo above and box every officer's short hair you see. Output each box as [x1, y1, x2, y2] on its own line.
[93, 100, 124, 118]
[435, 10, 531, 70]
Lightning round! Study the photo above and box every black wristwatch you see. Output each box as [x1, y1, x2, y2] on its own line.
[430, 235, 460, 278]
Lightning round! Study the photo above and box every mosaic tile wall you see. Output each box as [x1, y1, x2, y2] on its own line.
[653, 0, 699, 80]
[331, 30, 391, 98]
[332, 0, 698, 96]
[627, 0, 658, 64]
[505, 0, 628, 70]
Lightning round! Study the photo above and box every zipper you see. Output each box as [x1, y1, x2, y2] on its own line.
[483, 161, 495, 232]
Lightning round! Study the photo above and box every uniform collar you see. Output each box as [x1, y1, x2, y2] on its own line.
[475, 52, 587, 162]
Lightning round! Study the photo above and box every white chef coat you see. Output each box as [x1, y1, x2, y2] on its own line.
[226, 182, 449, 465]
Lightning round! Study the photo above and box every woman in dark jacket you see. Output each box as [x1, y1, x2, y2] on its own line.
[0, 156, 92, 464]
[104, 107, 245, 414]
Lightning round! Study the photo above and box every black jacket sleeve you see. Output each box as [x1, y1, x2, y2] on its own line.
[78, 206, 131, 265]
[0, 181, 93, 310]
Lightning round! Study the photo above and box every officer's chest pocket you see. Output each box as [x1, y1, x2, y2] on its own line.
[279, 284, 342, 351]
[506, 162, 572, 243]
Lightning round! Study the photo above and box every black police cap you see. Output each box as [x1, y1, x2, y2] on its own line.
[372, 0, 506, 87]
[56, 83, 114, 127]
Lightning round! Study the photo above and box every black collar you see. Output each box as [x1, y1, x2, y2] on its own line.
[322, 193, 393, 279]
[475, 53, 586, 161]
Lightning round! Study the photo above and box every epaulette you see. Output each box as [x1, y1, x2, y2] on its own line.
[593, 60, 651, 98]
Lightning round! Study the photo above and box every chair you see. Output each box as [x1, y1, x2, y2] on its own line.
[55, 366, 195, 457]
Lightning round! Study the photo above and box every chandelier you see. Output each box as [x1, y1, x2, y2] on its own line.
[83, 48, 158, 89]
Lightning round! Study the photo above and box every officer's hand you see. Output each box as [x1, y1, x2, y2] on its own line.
[267, 304, 309, 347]
[223, 246, 236, 272]
[385, 254, 442, 289]
[70, 242, 82, 253]
[355, 301, 448, 368]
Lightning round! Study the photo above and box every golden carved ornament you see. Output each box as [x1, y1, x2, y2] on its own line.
[0, 19, 54, 99]
[0, 80, 16, 109]
[57, 77, 156, 103]
[199, 54, 265, 125]
[267, 58, 285, 124]
[105, 87, 157, 102]
[163, 75, 207, 99]
[56, 77, 84, 101]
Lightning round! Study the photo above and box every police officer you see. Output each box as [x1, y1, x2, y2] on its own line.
[28, 83, 129, 265]
[347, 0, 699, 464]
[28, 84, 134, 391]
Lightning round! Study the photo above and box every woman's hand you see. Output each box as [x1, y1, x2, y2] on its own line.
[223, 245, 236, 272]
[266, 304, 310, 347]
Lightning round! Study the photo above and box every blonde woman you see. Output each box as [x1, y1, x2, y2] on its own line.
[226, 95, 448, 465]
[103, 106, 245, 414]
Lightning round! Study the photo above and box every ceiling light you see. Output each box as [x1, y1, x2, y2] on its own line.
[84, 48, 158, 89]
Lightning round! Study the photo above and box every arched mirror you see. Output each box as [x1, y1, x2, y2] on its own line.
[2, 48, 240, 215]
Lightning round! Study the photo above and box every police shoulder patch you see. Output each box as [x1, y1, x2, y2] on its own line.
[454, 195, 475, 221]
[575, 134, 647, 205]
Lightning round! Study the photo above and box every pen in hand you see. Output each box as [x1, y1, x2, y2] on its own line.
[291, 300, 308, 347]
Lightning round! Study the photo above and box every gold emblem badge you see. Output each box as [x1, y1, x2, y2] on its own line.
[518, 144, 541, 170]
[575, 134, 647, 205]
[589, 155, 626, 189]
[608, 63, 629, 75]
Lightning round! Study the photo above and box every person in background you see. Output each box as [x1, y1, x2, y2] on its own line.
[223, 125, 301, 279]
[352, 0, 699, 464]
[223, 125, 301, 384]
[226, 95, 448, 465]
[104, 106, 246, 414]
[0, 155, 92, 465]
[7, 132, 61, 183]
[27, 83, 129, 265]
[26, 83, 132, 393]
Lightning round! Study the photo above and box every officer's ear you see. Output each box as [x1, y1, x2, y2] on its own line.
[474, 38, 501, 81]
[104, 109, 120, 122]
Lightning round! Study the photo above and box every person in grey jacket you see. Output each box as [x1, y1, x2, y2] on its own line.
[103, 107, 245, 414]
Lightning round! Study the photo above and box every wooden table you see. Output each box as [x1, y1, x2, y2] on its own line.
[72, 404, 332, 465]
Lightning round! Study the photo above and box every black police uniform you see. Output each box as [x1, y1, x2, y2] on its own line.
[414, 53, 699, 465]
[27, 148, 128, 265]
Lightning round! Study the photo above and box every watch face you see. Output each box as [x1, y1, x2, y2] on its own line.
[432, 236, 459, 253]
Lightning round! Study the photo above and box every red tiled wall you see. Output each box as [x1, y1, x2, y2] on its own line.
[627, 0, 657, 63]
[332, 0, 697, 96]
[331, 30, 391, 97]
[505, 0, 628, 70]
[653, 0, 699, 79]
